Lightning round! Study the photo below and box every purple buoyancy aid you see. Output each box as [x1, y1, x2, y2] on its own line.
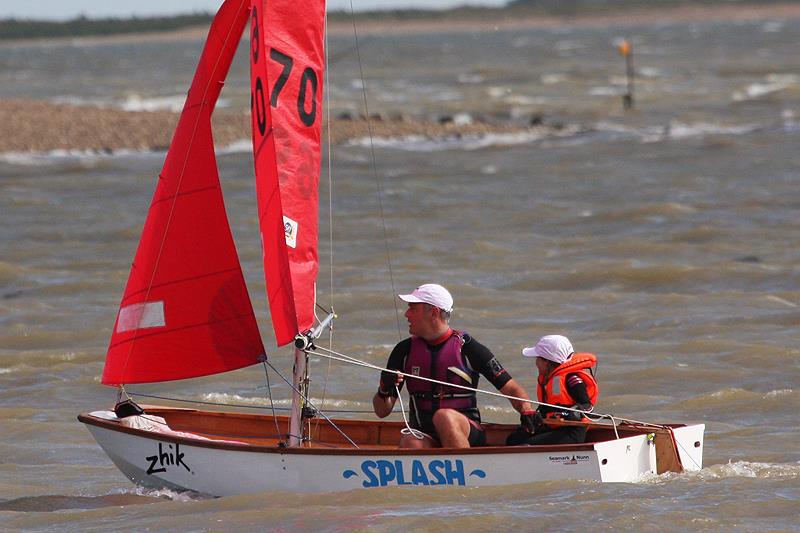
[404, 330, 479, 416]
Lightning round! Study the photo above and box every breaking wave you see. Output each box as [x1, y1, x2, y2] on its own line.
[347, 125, 584, 152]
[695, 461, 800, 480]
[119, 94, 188, 113]
[635, 461, 800, 485]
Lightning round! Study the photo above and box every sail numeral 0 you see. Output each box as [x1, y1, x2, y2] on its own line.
[297, 67, 318, 127]
[269, 48, 318, 127]
[253, 78, 267, 136]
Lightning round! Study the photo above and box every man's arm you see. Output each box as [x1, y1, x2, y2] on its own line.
[373, 390, 397, 418]
[372, 339, 411, 418]
[461, 336, 535, 413]
[499, 378, 534, 413]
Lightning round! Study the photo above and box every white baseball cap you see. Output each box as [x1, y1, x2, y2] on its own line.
[522, 334, 574, 365]
[398, 283, 454, 313]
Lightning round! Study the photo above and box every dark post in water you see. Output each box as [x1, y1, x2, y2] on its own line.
[618, 39, 634, 110]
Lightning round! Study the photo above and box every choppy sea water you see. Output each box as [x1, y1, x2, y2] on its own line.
[1, 12, 799, 533]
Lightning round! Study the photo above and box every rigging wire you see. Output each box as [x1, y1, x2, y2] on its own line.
[261, 358, 283, 439]
[124, 390, 372, 413]
[126, 391, 287, 411]
[324, 14, 335, 324]
[314, 8, 337, 441]
[263, 358, 359, 448]
[347, 0, 403, 340]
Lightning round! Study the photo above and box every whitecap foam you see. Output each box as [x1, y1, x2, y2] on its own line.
[638, 67, 662, 78]
[588, 86, 624, 97]
[348, 123, 585, 152]
[51, 95, 112, 108]
[452, 112, 473, 126]
[457, 73, 484, 84]
[504, 94, 540, 106]
[202, 392, 280, 406]
[541, 73, 567, 85]
[592, 120, 761, 143]
[0, 152, 59, 166]
[732, 75, 797, 101]
[635, 461, 800, 484]
[666, 121, 760, 139]
[0, 147, 158, 165]
[347, 131, 546, 152]
[0, 141, 253, 164]
[133, 485, 205, 501]
[763, 388, 794, 398]
[554, 40, 584, 52]
[119, 94, 187, 113]
[217, 138, 253, 155]
[699, 461, 800, 480]
[486, 86, 510, 99]
[201, 392, 367, 411]
[762, 21, 784, 33]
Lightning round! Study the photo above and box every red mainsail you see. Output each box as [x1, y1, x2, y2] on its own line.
[251, 0, 326, 346]
[102, 0, 263, 385]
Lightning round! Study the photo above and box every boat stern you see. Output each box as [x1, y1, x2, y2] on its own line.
[592, 433, 657, 482]
[671, 423, 705, 471]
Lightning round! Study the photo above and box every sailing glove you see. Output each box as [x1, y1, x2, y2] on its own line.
[560, 404, 588, 421]
[520, 409, 544, 433]
[378, 372, 403, 398]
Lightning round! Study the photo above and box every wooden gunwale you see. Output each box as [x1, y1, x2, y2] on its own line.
[78, 405, 671, 457]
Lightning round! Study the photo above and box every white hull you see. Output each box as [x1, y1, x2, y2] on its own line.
[79, 409, 704, 495]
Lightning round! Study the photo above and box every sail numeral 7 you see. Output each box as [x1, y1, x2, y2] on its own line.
[269, 48, 318, 127]
[269, 49, 292, 107]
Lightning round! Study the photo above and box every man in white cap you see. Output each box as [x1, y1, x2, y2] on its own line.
[506, 334, 599, 446]
[373, 283, 534, 449]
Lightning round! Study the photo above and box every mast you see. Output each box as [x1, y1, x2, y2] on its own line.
[289, 348, 308, 447]
[291, 311, 336, 446]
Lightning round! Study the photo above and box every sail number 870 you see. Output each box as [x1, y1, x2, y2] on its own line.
[268, 49, 318, 128]
[250, 7, 318, 131]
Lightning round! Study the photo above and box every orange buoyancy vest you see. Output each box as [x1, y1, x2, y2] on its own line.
[537, 352, 599, 423]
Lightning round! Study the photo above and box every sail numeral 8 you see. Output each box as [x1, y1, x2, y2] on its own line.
[250, 8, 260, 62]
[269, 49, 318, 127]
[250, 8, 267, 135]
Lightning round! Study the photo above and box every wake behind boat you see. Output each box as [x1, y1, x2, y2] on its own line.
[78, 0, 704, 496]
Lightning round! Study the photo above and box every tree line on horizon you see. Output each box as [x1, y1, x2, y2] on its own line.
[0, 0, 784, 41]
[0, 13, 214, 41]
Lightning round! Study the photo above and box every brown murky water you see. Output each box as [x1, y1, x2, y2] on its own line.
[1, 12, 799, 532]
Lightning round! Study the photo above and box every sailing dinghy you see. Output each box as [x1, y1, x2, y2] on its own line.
[78, 0, 705, 495]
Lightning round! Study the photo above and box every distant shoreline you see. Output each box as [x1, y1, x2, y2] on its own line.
[2, 2, 800, 46]
[3, 2, 799, 154]
[327, 3, 800, 35]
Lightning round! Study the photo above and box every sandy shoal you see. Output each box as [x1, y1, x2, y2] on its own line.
[0, 98, 528, 154]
